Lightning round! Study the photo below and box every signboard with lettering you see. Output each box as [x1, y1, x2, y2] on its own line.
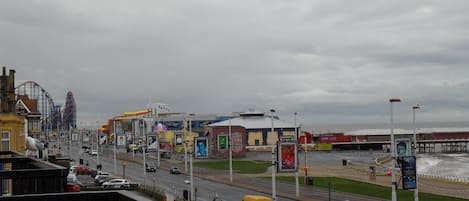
[401, 156, 417, 189]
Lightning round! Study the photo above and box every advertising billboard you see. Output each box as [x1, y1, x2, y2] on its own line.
[72, 133, 78, 141]
[194, 137, 208, 159]
[175, 132, 183, 146]
[277, 142, 298, 173]
[147, 135, 158, 151]
[218, 135, 228, 150]
[401, 156, 417, 189]
[395, 138, 411, 157]
[117, 135, 126, 146]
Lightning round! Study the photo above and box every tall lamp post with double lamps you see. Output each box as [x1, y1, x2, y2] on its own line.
[389, 98, 401, 201]
[412, 105, 420, 201]
[270, 109, 277, 201]
[294, 112, 299, 197]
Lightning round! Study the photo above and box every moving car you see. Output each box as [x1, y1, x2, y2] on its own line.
[146, 162, 157, 172]
[127, 144, 138, 152]
[170, 167, 181, 174]
[91, 149, 98, 156]
[102, 178, 130, 189]
[242, 195, 272, 201]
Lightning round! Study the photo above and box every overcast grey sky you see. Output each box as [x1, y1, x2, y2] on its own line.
[1, 0, 469, 130]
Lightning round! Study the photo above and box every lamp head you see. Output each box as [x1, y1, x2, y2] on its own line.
[389, 98, 401, 103]
[413, 104, 421, 110]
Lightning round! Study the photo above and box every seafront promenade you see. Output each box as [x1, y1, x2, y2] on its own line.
[305, 163, 469, 200]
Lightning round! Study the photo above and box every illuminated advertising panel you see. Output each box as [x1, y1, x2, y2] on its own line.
[175, 132, 183, 146]
[218, 135, 228, 150]
[117, 135, 126, 146]
[401, 156, 417, 189]
[277, 142, 298, 173]
[194, 137, 208, 159]
[395, 138, 411, 157]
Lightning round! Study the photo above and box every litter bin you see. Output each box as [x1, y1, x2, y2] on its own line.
[306, 176, 314, 186]
[342, 159, 347, 166]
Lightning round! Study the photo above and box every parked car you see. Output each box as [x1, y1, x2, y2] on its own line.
[102, 178, 130, 189]
[95, 175, 113, 185]
[67, 172, 77, 183]
[75, 165, 92, 175]
[94, 171, 111, 184]
[146, 162, 157, 172]
[66, 183, 81, 192]
[170, 167, 181, 174]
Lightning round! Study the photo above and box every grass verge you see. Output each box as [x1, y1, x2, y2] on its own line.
[193, 160, 270, 174]
[276, 176, 468, 201]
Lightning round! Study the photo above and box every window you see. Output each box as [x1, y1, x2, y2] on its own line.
[1, 131, 10, 151]
[32, 121, 37, 130]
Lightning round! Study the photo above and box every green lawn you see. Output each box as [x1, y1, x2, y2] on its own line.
[277, 176, 467, 201]
[193, 160, 271, 174]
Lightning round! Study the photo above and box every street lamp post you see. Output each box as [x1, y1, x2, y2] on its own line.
[69, 126, 72, 158]
[113, 119, 117, 175]
[143, 146, 147, 189]
[189, 113, 194, 201]
[96, 120, 100, 165]
[389, 98, 401, 201]
[294, 112, 299, 197]
[229, 117, 233, 183]
[270, 109, 277, 201]
[184, 114, 189, 173]
[412, 105, 420, 201]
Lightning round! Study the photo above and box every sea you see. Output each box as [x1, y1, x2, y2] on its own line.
[306, 121, 469, 180]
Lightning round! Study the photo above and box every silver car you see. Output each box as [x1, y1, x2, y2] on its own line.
[102, 178, 130, 189]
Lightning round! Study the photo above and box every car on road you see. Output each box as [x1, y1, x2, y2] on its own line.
[102, 178, 130, 189]
[66, 183, 81, 192]
[242, 195, 272, 201]
[94, 171, 111, 183]
[145, 162, 157, 172]
[170, 167, 181, 174]
[74, 165, 92, 175]
[127, 144, 138, 153]
[95, 175, 113, 185]
[91, 149, 98, 156]
[67, 172, 77, 183]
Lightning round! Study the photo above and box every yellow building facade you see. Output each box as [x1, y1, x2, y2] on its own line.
[0, 113, 26, 153]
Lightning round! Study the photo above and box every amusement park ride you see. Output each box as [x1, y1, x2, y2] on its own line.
[15, 81, 77, 157]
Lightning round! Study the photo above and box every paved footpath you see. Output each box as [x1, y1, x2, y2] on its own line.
[307, 164, 469, 200]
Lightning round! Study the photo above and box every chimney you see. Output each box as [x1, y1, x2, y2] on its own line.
[0, 66, 7, 113]
[8, 69, 16, 112]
